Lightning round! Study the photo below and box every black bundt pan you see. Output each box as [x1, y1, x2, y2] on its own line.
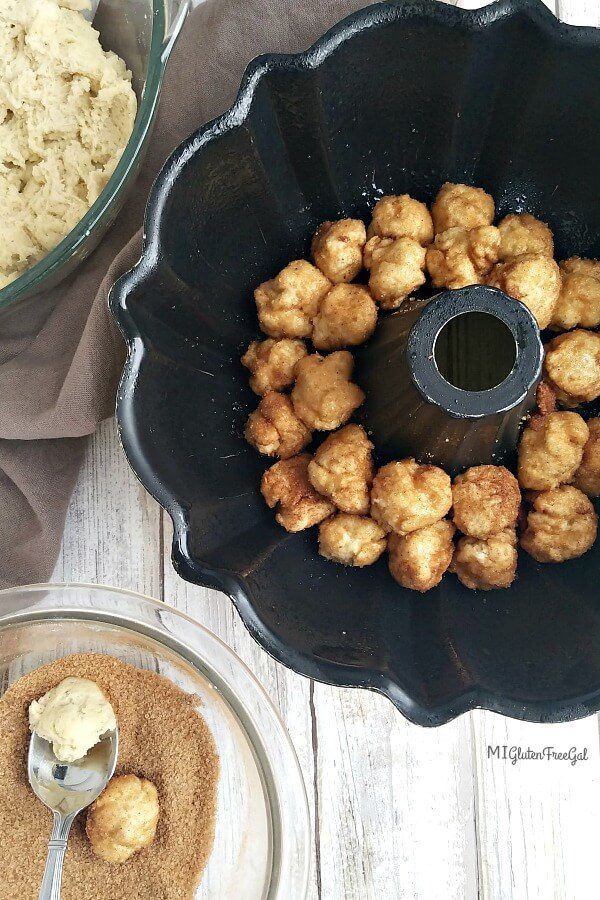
[110, 0, 600, 726]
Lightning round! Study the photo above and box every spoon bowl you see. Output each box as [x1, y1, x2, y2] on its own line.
[28, 729, 118, 898]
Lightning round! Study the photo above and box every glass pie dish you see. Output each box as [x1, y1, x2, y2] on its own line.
[0, 583, 310, 899]
[0, 0, 189, 313]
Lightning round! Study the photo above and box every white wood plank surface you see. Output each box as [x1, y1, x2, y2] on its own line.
[52, 2, 600, 898]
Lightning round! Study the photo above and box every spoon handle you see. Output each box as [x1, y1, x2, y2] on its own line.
[39, 813, 74, 900]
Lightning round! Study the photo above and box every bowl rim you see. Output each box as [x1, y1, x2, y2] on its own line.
[0, 581, 311, 899]
[0, 0, 189, 311]
[109, 0, 600, 728]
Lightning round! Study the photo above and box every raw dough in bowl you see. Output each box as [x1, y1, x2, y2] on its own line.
[0, 0, 137, 288]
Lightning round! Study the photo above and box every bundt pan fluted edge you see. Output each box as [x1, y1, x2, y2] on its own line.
[110, 0, 600, 726]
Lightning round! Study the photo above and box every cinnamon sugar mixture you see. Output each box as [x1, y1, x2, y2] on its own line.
[0, 653, 219, 900]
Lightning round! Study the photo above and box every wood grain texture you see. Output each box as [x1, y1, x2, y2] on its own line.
[53, 1, 600, 897]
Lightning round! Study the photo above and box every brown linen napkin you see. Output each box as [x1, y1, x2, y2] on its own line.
[0, 0, 378, 589]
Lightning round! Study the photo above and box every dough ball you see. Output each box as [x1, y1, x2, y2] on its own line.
[551, 259, 600, 331]
[517, 411, 589, 491]
[367, 194, 434, 246]
[312, 284, 377, 351]
[370, 458, 452, 536]
[311, 218, 366, 283]
[561, 257, 600, 279]
[431, 182, 495, 234]
[487, 253, 561, 329]
[388, 519, 455, 592]
[573, 418, 600, 497]
[452, 465, 521, 539]
[261, 453, 334, 532]
[245, 392, 311, 458]
[291, 351, 365, 431]
[86, 775, 159, 864]
[241, 338, 307, 395]
[497, 213, 554, 260]
[450, 529, 517, 591]
[364, 236, 427, 309]
[425, 225, 500, 289]
[544, 329, 600, 406]
[254, 260, 331, 338]
[520, 485, 597, 563]
[318, 513, 387, 566]
[307, 424, 374, 514]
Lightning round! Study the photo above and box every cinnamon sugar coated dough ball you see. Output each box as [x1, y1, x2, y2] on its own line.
[431, 183, 495, 234]
[573, 419, 600, 497]
[551, 259, 600, 331]
[261, 454, 334, 532]
[254, 260, 331, 338]
[370, 458, 452, 535]
[450, 529, 517, 591]
[291, 351, 365, 431]
[544, 330, 600, 406]
[368, 195, 434, 245]
[487, 253, 561, 329]
[425, 226, 500, 289]
[311, 219, 366, 283]
[308, 424, 374, 514]
[452, 465, 521, 539]
[245, 393, 311, 458]
[318, 513, 387, 566]
[388, 520, 455, 592]
[241, 338, 307, 396]
[517, 411, 588, 490]
[312, 284, 377, 351]
[520, 486, 597, 563]
[86, 775, 159, 864]
[497, 213, 554, 260]
[364, 236, 426, 309]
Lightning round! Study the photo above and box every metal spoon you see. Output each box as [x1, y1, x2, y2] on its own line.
[28, 729, 118, 900]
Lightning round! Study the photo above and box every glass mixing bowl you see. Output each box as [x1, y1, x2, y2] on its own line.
[0, 584, 310, 899]
[0, 0, 189, 312]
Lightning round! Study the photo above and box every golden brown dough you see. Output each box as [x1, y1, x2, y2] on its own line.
[520, 485, 597, 562]
[312, 284, 377, 351]
[388, 520, 455, 592]
[367, 194, 434, 246]
[431, 182, 495, 234]
[497, 213, 554, 260]
[487, 253, 561, 329]
[254, 260, 331, 338]
[307, 424, 374, 514]
[311, 219, 366, 283]
[291, 351, 365, 431]
[452, 465, 521, 539]
[370, 458, 452, 535]
[544, 329, 600, 406]
[86, 775, 159, 864]
[261, 454, 335, 531]
[535, 381, 557, 417]
[425, 225, 500, 289]
[450, 529, 517, 590]
[318, 513, 387, 566]
[245, 393, 311, 458]
[517, 411, 588, 491]
[551, 259, 600, 331]
[241, 338, 307, 395]
[573, 418, 600, 497]
[363, 236, 427, 309]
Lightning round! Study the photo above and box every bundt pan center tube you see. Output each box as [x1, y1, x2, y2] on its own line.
[355, 285, 543, 473]
[110, 0, 600, 726]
